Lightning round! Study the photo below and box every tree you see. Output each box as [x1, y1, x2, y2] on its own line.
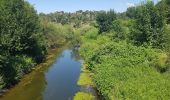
[130, 1, 166, 48]
[126, 7, 137, 19]
[96, 10, 117, 33]
[156, 0, 170, 24]
[111, 20, 128, 40]
[0, 0, 47, 62]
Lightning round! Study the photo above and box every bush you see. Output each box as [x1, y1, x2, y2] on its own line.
[0, 0, 47, 88]
[164, 25, 170, 52]
[0, 55, 34, 88]
[40, 21, 72, 48]
[0, 0, 47, 59]
[84, 27, 98, 40]
[96, 10, 117, 33]
[80, 41, 170, 99]
[110, 20, 128, 40]
[129, 1, 166, 48]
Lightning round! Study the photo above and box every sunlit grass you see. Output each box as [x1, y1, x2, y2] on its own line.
[77, 64, 94, 86]
[77, 73, 93, 86]
[73, 92, 94, 100]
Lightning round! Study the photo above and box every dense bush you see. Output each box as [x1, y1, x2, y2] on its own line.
[130, 1, 166, 48]
[80, 6, 170, 97]
[83, 26, 98, 40]
[41, 22, 70, 48]
[96, 10, 117, 33]
[0, 0, 46, 88]
[0, 55, 34, 87]
[164, 25, 170, 52]
[109, 19, 130, 41]
[80, 39, 170, 99]
[157, 0, 170, 24]
[0, 0, 47, 60]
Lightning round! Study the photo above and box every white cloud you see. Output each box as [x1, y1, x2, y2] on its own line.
[127, 3, 135, 7]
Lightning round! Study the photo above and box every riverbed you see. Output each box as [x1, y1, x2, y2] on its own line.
[0, 48, 82, 100]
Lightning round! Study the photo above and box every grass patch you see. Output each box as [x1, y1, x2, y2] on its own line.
[73, 92, 94, 100]
[78, 64, 94, 86]
[77, 73, 93, 86]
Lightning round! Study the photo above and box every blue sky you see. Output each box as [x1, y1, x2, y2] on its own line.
[27, 0, 159, 13]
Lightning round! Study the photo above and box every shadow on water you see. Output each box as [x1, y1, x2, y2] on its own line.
[43, 49, 82, 100]
[0, 47, 82, 100]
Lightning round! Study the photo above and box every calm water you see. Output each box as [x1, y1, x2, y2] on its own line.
[0, 48, 82, 100]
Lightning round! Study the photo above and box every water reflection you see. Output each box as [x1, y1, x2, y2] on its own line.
[43, 49, 81, 100]
[0, 48, 82, 100]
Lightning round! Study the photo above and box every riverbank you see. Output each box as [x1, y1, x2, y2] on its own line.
[0, 46, 83, 100]
[73, 64, 99, 100]
[0, 48, 62, 98]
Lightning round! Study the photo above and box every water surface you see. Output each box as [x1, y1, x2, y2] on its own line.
[0, 48, 82, 100]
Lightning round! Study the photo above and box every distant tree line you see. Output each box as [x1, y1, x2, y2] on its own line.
[39, 10, 100, 28]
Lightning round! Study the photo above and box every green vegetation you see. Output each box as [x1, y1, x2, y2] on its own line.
[73, 92, 94, 100]
[0, 0, 77, 89]
[130, 1, 167, 48]
[39, 10, 98, 28]
[0, 0, 46, 88]
[0, 0, 170, 99]
[76, 63, 95, 100]
[81, 41, 169, 99]
[77, 64, 94, 86]
[96, 10, 117, 33]
[40, 19, 73, 48]
[78, 73, 93, 86]
[78, 1, 170, 99]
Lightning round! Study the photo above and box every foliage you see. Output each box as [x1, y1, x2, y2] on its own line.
[126, 7, 137, 19]
[80, 39, 170, 99]
[130, 1, 166, 48]
[0, 55, 34, 87]
[109, 19, 130, 41]
[0, 0, 47, 62]
[40, 10, 98, 28]
[0, 0, 169, 99]
[83, 26, 98, 40]
[156, 0, 170, 24]
[164, 25, 170, 52]
[96, 10, 117, 33]
[0, 0, 46, 88]
[40, 19, 73, 48]
[80, 6, 170, 97]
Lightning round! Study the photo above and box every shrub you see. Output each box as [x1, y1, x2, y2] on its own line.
[0, 55, 34, 88]
[80, 41, 170, 99]
[84, 27, 98, 40]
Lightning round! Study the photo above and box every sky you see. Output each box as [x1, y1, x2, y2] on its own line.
[27, 0, 159, 14]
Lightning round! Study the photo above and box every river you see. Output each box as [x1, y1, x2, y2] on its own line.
[0, 48, 82, 100]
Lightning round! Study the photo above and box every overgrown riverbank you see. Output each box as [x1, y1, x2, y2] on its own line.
[79, 38, 170, 99]
[1, 0, 170, 99]
[73, 64, 96, 100]
[0, 48, 63, 97]
[0, 0, 47, 90]
[76, 1, 170, 99]
[0, 0, 74, 91]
